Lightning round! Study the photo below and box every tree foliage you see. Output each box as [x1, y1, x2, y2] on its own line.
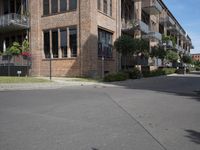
[150, 46, 166, 60]
[166, 50, 179, 62]
[182, 55, 192, 64]
[114, 35, 136, 56]
[6, 42, 21, 56]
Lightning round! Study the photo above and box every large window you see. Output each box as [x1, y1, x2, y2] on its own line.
[43, 0, 77, 15]
[60, 29, 67, 57]
[69, 28, 77, 57]
[98, 0, 112, 17]
[60, 0, 67, 12]
[44, 31, 50, 58]
[98, 29, 113, 58]
[103, 0, 108, 14]
[43, 26, 77, 59]
[51, 0, 58, 14]
[43, 0, 49, 15]
[52, 30, 59, 58]
[69, 0, 77, 10]
[97, 0, 101, 10]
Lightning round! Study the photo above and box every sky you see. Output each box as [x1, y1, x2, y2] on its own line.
[163, 0, 200, 54]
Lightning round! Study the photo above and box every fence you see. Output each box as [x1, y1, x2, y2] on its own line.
[0, 55, 31, 76]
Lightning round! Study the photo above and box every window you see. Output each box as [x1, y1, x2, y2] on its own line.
[44, 31, 50, 58]
[60, 29, 67, 57]
[43, 0, 49, 15]
[60, 0, 67, 12]
[103, 0, 107, 14]
[10, 0, 15, 13]
[3, 0, 9, 14]
[16, 0, 21, 14]
[52, 30, 59, 58]
[43, 0, 77, 15]
[110, 0, 112, 16]
[98, 29, 113, 58]
[69, 27, 77, 57]
[43, 26, 77, 59]
[97, 0, 101, 10]
[69, 0, 77, 10]
[51, 0, 58, 14]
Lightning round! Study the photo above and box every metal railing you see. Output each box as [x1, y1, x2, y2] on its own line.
[152, 0, 163, 13]
[160, 16, 175, 26]
[143, 31, 162, 41]
[138, 20, 149, 34]
[0, 13, 29, 28]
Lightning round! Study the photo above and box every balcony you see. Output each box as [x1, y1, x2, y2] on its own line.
[142, 32, 162, 41]
[0, 13, 29, 33]
[166, 40, 173, 48]
[175, 44, 184, 52]
[160, 16, 175, 26]
[121, 20, 133, 31]
[167, 25, 179, 34]
[142, 0, 163, 15]
[138, 20, 149, 34]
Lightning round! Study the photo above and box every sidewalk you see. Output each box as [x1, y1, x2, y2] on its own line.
[0, 77, 117, 91]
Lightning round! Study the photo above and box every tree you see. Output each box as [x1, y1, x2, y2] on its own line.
[182, 55, 192, 64]
[114, 35, 136, 69]
[166, 50, 179, 63]
[136, 39, 149, 58]
[150, 46, 166, 65]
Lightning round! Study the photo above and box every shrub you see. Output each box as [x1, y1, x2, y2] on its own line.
[124, 68, 142, 79]
[196, 67, 200, 71]
[104, 72, 128, 82]
[161, 68, 176, 75]
[143, 68, 176, 77]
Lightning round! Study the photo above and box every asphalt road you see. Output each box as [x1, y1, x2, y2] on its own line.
[0, 74, 200, 150]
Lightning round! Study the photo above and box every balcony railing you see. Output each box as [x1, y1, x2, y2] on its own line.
[142, 31, 162, 41]
[0, 13, 29, 33]
[138, 20, 149, 34]
[175, 44, 184, 52]
[142, 0, 163, 15]
[121, 19, 149, 34]
[167, 25, 179, 34]
[166, 40, 173, 48]
[121, 20, 133, 31]
[160, 16, 175, 26]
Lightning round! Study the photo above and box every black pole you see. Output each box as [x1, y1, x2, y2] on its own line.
[49, 56, 52, 80]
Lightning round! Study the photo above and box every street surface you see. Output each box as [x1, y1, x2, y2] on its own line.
[0, 74, 200, 150]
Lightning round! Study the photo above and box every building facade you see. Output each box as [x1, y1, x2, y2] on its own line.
[0, 0, 193, 77]
[192, 54, 200, 62]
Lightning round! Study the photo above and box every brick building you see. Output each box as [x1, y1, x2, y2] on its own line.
[0, 0, 193, 77]
[192, 54, 200, 62]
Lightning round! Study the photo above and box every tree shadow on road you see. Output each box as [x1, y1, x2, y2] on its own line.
[107, 74, 200, 102]
[185, 129, 200, 144]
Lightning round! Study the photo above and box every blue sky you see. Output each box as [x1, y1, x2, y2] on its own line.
[164, 0, 200, 54]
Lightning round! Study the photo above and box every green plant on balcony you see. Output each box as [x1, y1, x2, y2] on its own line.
[162, 34, 176, 47]
[5, 42, 21, 56]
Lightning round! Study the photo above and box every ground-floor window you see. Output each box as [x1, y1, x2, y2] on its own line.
[98, 29, 113, 58]
[43, 26, 77, 59]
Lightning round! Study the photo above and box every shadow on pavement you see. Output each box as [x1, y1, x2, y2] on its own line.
[108, 74, 200, 102]
[185, 129, 200, 145]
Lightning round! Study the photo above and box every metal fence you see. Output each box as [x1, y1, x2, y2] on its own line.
[0, 55, 31, 76]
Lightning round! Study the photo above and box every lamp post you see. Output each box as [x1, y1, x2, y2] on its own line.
[101, 45, 104, 79]
[49, 54, 52, 80]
